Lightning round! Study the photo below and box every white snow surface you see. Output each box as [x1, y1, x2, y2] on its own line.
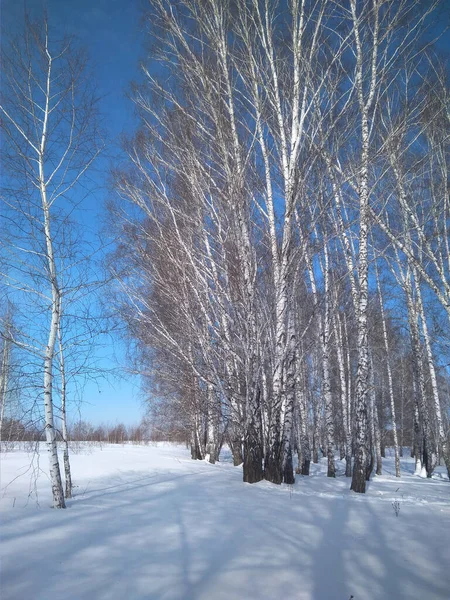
[1, 443, 449, 600]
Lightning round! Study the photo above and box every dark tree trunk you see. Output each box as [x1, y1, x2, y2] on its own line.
[423, 440, 432, 478]
[190, 442, 203, 460]
[296, 438, 303, 475]
[282, 443, 295, 484]
[312, 404, 320, 464]
[327, 445, 336, 477]
[365, 448, 374, 481]
[345, 455, 352, 478]
[229, 435, 243, 466]
[264, 438, 283, 484]
[63, 445, 72, 499]
[312, 443, 319, 464]
[243, 437, 263, 483]
[301, 459, 311, 476]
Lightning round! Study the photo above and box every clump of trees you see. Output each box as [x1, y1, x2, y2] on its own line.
[110, 0, 450, 492]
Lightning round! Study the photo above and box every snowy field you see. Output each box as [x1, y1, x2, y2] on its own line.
[1, 443, 449, 600]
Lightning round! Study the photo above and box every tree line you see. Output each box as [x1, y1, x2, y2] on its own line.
[0, 417, 152, 446]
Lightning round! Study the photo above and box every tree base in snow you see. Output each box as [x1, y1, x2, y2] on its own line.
[243, 440, 263, 483]
[228, 437, 243, 466]
[264, 449, 283, 485]
[351, 459, 366, 494]
[283, 452, 295, 484]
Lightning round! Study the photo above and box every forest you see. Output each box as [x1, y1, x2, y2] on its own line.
[1, 0, 449, 511]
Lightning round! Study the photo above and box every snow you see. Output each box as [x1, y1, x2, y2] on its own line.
[1, 444, 449, 600]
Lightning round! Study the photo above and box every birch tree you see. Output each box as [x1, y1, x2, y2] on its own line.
[0, 305, 13, 444]
[1, 17, 102, 507]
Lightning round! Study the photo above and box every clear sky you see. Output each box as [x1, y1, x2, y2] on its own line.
[2, 1, 449, 427]
[2, 0, 147, 426]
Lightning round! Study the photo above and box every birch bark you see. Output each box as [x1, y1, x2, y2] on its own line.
[350, 0, 380, 494]
[57, 309, 72, 498]
[375, 261, 400, 476]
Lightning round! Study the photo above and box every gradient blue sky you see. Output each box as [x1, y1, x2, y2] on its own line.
[2, 1, 449, 425]
[2, 0, 147, 425]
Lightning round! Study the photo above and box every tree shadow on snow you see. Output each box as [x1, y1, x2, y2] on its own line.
[1, 456, 449, 600]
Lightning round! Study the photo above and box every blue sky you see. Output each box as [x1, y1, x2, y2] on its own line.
[2, 1, 449, 426]
[2, 0, 147, 426]
[2, 0, 144, 138]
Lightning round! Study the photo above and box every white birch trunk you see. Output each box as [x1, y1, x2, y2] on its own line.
[350, 0, 379, 494]
[0, 333, 11, 444]
[375, 262, 400, 476]
[414, 269, 449, 477]
[413, 402, 422, 475]
[374, 404, 382, 476]
[205, 384, 218, 464]
[404, 269, 436, 478]
[39, 43, 65, 508]
[334, 311, 352, 477]
[280, 317, 296, 484]
[57, 307, 72, 498]
[322, 246, 335, 477]
[368, 354, 382, 477]
[295, 355, 311, 475]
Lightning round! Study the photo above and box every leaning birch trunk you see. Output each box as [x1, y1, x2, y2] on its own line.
[305, 253, 321, 468]
[213, 5, 262, 483]
[294, 405, 303, 474]
[295, 355, 311, 476]
[306, 240, 335, 477]
[369, 353, 382, 476]
[203, 230, 238, 466]
[205, 384, 217, 464]
[413, 401, 422, 476]
[374, 404, 382, 476]
[404, 268, 436, 478]
[413, 267, 450, 478]
[0, 333, 11, 444]
[265, 277, 289, 484]
[261, 368, 269, 459]
[190, 426, 198, 460]
[399, 363, 405, 458]
[312, 381, 322, 465]
[189, 361, 204, 461]
[280, 317, 296, 484]
[194, 411, 205, 461]
[322, 246, 335, 478]
[57, 311, 72, 498]
[343, 312, 354, 464]
[388, 130, 438, 477]
[375, 260, 400, 476]
[333, 311, 352, 477]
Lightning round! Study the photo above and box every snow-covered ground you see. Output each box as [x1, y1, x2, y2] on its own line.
[1, 444, 449, 600]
